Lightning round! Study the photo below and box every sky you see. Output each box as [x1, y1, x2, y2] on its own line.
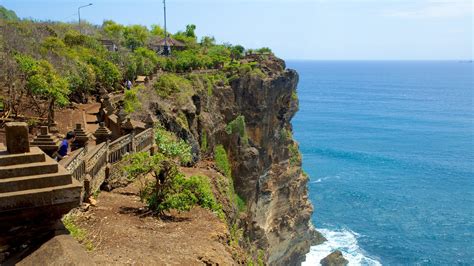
[1, 0, 472, 60]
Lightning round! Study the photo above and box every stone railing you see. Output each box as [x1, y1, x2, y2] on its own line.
[85, 142, 108, 178]
[60, 128, 155, 200]
[108, 133, 134, 164]
[135, 128, 154, 152]
[61, 146, 88, 183]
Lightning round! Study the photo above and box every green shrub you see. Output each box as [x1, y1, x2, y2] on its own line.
[123, 86, 142, 114]
[289, 143, 300, 166]
[214, 145, 231, 178]
[41, 37, 66, 55]
[155, 127, 192, 164]
[124, 152, 223, 217]
[133, 47, 159, 76]
[236, 194, 246, 212]
[225, 115, 248, 145]
[256, 47, 273, 54]
[291, 91, 298, 101]
[153, 73, 193, 97]
[201, 131, 208, 152]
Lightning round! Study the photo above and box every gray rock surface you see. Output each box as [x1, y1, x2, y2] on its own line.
[320, 250, 349, 266]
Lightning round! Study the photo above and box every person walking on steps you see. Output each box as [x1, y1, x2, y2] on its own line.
[125, 79, 132, 90]
[54, 131, 76, 161]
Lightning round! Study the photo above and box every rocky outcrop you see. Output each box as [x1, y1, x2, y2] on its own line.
[150, 55, 323, 265]
[321, 250, 349, 266]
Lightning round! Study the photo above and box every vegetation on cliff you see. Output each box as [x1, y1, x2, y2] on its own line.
[0, 5, 272, 123]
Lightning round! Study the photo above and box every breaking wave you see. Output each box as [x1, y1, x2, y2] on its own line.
[302, 228, 381, 266]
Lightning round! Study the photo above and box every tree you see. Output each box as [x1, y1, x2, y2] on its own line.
[200, 36, 216, 48]
[133, 47, 159, 76]
[14, 54, 70, 125]
[102, 20, 125, 43]
[150, 24, 164, 37]
[87, 56, 121, 89]
[185, 24, 196, 38]
[230, 45, 245, 61]
[0, 5, 18, 20]
[124, 25, 149, 50]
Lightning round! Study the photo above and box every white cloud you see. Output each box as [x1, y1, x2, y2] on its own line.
[386, 0, 473, 19]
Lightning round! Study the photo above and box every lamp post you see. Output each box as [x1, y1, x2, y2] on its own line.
[163, 0, 170, 56]
[78, 3, 93, 34]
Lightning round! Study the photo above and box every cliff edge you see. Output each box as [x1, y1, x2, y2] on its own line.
[149, 54, 325, 265]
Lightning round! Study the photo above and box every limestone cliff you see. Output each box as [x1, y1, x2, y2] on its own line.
[150, 55, 324, 265]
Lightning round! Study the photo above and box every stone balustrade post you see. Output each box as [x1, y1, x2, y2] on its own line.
[5, 122, 30, 154]
[130, 132, 136, 153]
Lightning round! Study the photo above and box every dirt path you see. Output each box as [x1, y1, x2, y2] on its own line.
[74, 180, 237, 265]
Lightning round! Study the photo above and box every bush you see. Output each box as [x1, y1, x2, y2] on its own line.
[155, 127, 192, 164]
[124, 152, 222, 216]
[133, 47, 159, 76]
[225, 115, 248, 144]
[289, 143, 300, 166]
[153, 73, 193, 97]
[214, 145, 231, 178]
[123, 86, 142, 114]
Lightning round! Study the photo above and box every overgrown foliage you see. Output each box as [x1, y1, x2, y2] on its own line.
[225, 115, 249, 145]
[155, 127, 192, 163]
[214, 145, 232, 178]
[123, 85, 143, 114]
[123, 128, 221, 217]
[153, 73, 193, 97]
[289, 142, 301, 166]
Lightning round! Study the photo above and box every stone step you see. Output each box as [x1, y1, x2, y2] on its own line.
[33, 136, 57, 140]
[0, 156, 58, 179]
[0, 167, 72, 193]
[0, 147, 46, 167]
[0, 181, 82, 212]
[31, 138, 58, 142]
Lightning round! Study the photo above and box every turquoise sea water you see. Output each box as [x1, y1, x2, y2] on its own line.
[288, 61, 474, 265]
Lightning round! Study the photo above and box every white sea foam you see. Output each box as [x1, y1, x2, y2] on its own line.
[302, 228, 382, 266]
[310, 175, 338, 184]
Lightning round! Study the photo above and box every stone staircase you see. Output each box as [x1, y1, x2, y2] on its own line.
[0, 123, 82, 252]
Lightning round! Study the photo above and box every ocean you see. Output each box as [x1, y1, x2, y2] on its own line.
[287, 61, 474, 265]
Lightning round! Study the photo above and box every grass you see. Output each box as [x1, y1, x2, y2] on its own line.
[62, 214, 94, 251]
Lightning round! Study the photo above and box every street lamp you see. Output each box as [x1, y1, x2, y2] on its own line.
[78, 3, 93, 34]
[163, 0, 170, 56]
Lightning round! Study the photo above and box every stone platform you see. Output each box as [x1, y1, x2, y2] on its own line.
[0, 122, 82, 262]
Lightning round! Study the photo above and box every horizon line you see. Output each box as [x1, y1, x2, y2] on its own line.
[283, 59, 473, 62]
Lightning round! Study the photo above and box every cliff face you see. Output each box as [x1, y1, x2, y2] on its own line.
[151, 56, 323, 265]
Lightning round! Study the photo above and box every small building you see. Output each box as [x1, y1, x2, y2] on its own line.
[99, 39, 118, 52]
[148, 37, 186, 55]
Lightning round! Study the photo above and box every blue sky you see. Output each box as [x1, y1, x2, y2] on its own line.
[1, 0, 472, 60]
